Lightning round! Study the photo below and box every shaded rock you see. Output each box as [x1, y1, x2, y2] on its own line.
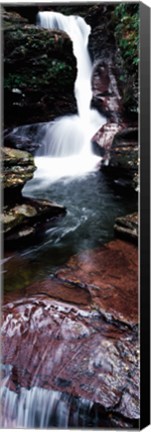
[3, 10, 28, 27]
[91, 61, 123, 120]
[101, 127, 138, 192]
[87, 4, 139, 193]
[4, 124, 42, 155]
[4, 6, 38, 24]
[4, 14, 77, 128]
[114, 212, 138, 243]
[87, 4, 138, 117]
[87, 5, 124, 121]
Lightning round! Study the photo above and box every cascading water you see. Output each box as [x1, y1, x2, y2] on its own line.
[1, 383, 97, 428]
[24, 11, 106, 187]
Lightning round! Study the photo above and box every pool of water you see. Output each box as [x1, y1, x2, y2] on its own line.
[4, 169, 137, 296]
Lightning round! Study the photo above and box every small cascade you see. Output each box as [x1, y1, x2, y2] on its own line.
[1, 384, 97, 428]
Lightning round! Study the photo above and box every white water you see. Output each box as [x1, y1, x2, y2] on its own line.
[24, 11, 106, 188]
[1, 384, 93, 428]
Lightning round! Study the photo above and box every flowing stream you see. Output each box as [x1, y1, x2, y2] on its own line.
[2, 11, 138, 428]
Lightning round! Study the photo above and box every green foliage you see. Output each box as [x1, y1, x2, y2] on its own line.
[4, 25, 76, 95]
[114, 4, 139, 71]
[113, 3, 139, 111]
[5, 61, 74, 92]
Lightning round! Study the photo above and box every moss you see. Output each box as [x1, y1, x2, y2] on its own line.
[112, 4, 139, 112]
[1, 147, 36, 190]
[4, 20, 77, 126]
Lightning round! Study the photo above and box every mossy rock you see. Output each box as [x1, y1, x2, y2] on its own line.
[4, 15, 77, 127]
[1, 147, 36, 194]
[3, 10, 28, 28]
[1, 146, 34, 166]
[3, 198, 66, 245]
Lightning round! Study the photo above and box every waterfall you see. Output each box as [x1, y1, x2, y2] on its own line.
[37, 11, 93, 121]
[23, 11, 106, 187]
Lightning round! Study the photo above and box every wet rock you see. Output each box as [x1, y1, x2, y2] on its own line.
[3, 240, 138, 323]
[2, 291, 139, 427]
[25, 277, 91, 307]
[2, 238, 139, 427]
[92, 121, 124, 162]
[1, 146, 66, 245]
[2, 146, 35, 169]
[4, 125, 42, 155]
[56, 239, 138, 327]
[114, 212, 138, 243]
[1, 147, 36, 200]
[3, 198, 66, 244]
[4, 14, 77, 128]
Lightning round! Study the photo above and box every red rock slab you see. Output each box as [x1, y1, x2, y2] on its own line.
[24, 278, 91, 307]
[56, 240, 138, 327]
[2, 295, 139, 421]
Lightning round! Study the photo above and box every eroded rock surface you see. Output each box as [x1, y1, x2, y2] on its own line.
[2, 240, 139, 427]
[56, 239, 138, 327]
